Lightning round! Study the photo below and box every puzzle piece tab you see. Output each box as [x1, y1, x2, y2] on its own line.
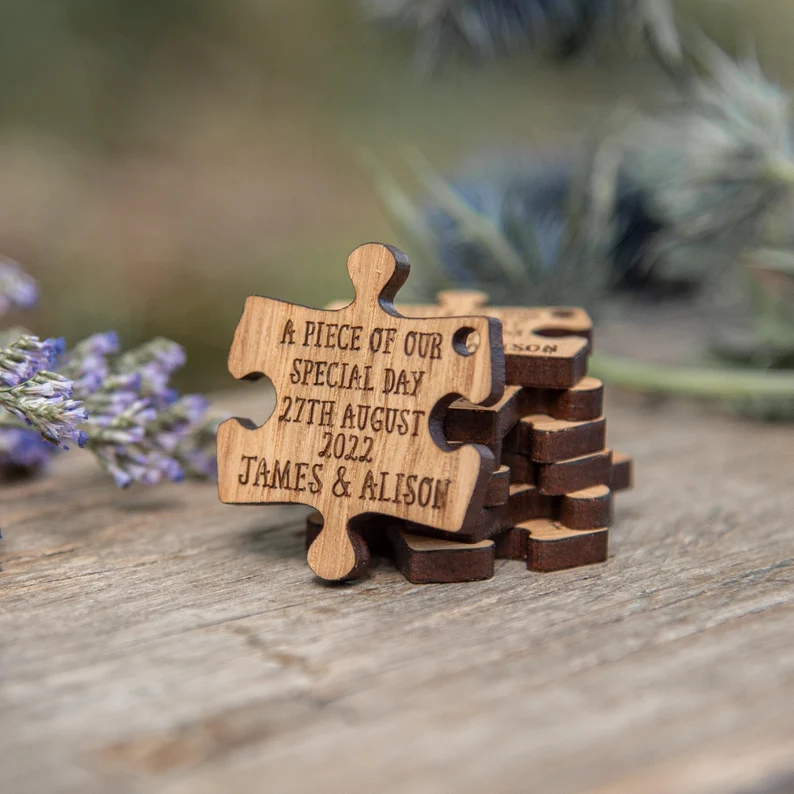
[495, 519, 609, 572]
[504, 414, 607, 462]
[217, 243, 505, 581]
[389, 527, 495, 584]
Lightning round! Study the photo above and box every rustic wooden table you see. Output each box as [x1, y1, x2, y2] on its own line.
[2, 387, 793, 794]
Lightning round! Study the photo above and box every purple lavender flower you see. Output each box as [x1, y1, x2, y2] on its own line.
[1, 327, 218, 488]
[0, 371, 88, 448]
[116, 338, 187, 405]
[59, 331, 120, 396]
[175, 415, 221, 480]
[0, 335, 65, 387]
[0, 259, 38, 316]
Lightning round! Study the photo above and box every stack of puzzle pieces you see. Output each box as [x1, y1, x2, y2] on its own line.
[305, 288, 632, 584]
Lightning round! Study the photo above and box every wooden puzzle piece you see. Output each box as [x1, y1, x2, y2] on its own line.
[611, 451, 633, 492]
[536, 449, 613, 495]
[505, 448, 612, 492]
[444, 385, 523, 445]
[504, 414, 607, 463]
[218, 243, 505, 581]
[520, 376, 604, 422]
[496, 519, 609, 572]
[396, 290, 592, 389]
[557, 485, 612, 529]
[389, 527, 495, 584]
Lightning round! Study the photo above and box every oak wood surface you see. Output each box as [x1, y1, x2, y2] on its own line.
[1, 387, 793, 794]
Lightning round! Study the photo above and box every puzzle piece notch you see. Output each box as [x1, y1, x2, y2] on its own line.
[218, 243, 505, 581]
[398, 291, 593, 389]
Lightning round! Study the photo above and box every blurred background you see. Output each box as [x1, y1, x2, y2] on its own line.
[1, 0, 792, 390]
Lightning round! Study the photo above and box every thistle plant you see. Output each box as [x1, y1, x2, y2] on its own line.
[367, 4, 794, 417]
[368, 137, 667, 312]
[363, 0, 680, 69]
[0, 264, 220, 484]
[624, 42, 794, 286]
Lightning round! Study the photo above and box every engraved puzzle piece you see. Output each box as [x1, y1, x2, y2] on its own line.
[217, 243, 505, 581]
[396, 290, 592, 389]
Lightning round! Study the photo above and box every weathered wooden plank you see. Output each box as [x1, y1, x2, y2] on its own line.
[1, 387, 793, 794]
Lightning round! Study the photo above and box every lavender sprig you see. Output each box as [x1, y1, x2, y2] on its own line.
[0, 369, 88, 449]
[115, 337, 186, 405]
[1, 329, 220, 485]
[0, 335, 65, 387]
[76, 340, 216, 487]
[85, 394, 217, 487]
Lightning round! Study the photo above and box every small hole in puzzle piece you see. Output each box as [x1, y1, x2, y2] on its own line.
[551, 309, 576, 318]
[453, 327, 480, 356]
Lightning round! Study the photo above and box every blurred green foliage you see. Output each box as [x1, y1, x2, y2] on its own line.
[0, 0, 793, 392]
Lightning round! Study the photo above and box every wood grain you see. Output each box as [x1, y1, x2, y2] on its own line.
[217, 243, 504, 580]
[1, 388, 793, 794]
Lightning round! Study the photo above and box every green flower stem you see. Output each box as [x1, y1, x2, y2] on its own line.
[589, 353, 794, 399]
